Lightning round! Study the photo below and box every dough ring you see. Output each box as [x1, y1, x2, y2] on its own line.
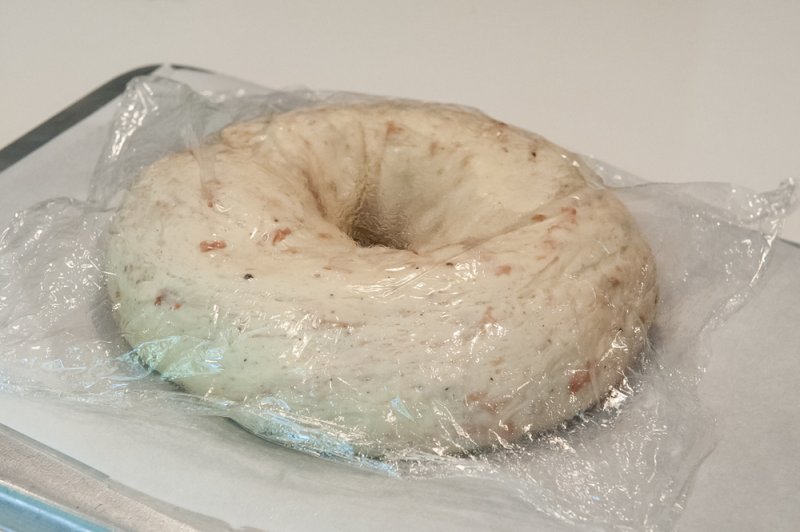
[106, 100, 658, 456]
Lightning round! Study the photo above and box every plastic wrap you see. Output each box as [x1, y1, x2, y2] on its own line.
[0, 74, 795, 531]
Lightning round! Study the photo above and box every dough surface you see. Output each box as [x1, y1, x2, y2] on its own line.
[106, 101, 658, 456]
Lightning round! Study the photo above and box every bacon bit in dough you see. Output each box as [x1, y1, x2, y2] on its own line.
[465, 391, 507, 420]
[531, 214, 547, 223]
[429, 141, 439, 156]
[154, 291, 182, 310]
[386, 121, 403, 136]
[200, 240, 227, 252]
[271, 228, 292, 245]
[569, 362, 593, 394]
[609, 277, 621, 287]
[495, 264, 512, 276]
[480, 306, 498, 327]
[465, 391, 489, 406]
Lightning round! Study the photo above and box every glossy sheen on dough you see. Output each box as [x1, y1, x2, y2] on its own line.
[106, 101, 658, 456]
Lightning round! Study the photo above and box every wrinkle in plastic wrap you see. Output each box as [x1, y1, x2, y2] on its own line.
[0, 75, 795, 531]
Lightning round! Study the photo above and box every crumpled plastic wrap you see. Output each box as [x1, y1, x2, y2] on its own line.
[0, 74, 795, 531]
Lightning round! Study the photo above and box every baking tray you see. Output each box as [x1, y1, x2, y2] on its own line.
[1, 65, 798, 531]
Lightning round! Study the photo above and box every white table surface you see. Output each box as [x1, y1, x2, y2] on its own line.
[1, 2, 799, 531]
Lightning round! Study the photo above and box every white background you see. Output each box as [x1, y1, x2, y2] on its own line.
[1, 0, 798, 240]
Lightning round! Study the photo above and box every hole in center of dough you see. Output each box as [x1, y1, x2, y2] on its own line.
[348, 222, 407, 249]
[345, 200, 408, 250]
